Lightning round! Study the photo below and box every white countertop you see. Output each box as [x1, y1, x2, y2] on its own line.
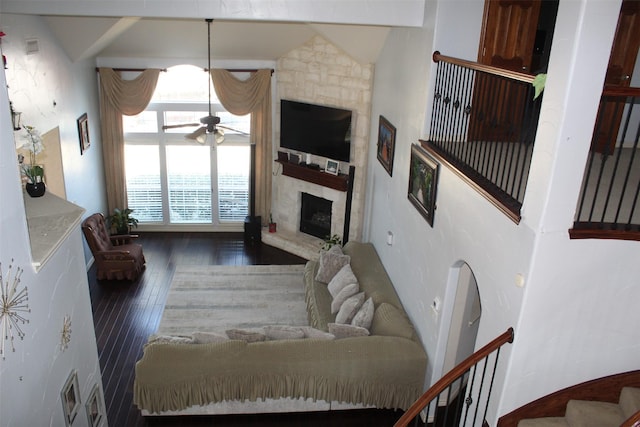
[23, 191, 85, 271]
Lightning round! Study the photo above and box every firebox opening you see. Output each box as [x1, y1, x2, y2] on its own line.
[300, 193, 332, 239]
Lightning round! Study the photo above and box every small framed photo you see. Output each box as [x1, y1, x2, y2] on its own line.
[77, 113, 90, 154]
[325, 159, 339, 175]
[289, 153, 301, 165]
[377, 115, 396, 176]
[85, 384, 105, 427]
[408, 144, 439, 227]
[61, 370, 81, 426]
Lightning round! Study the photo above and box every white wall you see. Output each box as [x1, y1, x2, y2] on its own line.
[1, 14, 108, 264]
[0, 62, 105, 427]
[367, 0, 640, 423]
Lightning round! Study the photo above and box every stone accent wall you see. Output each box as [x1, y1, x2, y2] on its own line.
[265, 36, 373, 258]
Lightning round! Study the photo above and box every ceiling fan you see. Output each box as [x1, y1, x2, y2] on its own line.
[161, 18, 246, 144]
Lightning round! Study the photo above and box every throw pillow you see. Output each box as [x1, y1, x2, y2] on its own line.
[301, 326, 335, 340]
[327, 264, 358, 298]
[351, 297, 375, 329]
[226, 328, 266, 343]
[315, 248, 351, 284]
[335, 292, 365, 324]
[192, 331, 228, 344]
[369, 303, 416, 340]
[263, 325, 305, 340]
[331, 282, 359, 314]
[328, 323, 370, 339]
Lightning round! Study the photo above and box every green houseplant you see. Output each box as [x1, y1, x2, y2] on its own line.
[108, 208, 139, 235]
[321, 234, 342, 251]
[18, 125, 46, 197]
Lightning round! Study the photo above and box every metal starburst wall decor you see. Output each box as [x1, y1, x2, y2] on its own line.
[60, 315, 72, 351]
[0, 260, 30, 359]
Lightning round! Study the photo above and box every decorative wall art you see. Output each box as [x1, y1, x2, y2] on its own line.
[61, 370, 80, 426]
[408, 144, 439, 227]
[60, 315, 72, 351]
[0, 260, 30, 360]
[77, 113, 90, 154]
[85, 384, 105, 427]
[377, 115, 396, 176]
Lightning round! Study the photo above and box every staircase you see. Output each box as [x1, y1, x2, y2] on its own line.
[498, 371, 640, 427]
[518, 386, 640, 426]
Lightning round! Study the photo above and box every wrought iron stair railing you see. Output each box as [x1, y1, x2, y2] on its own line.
[424, 52, 541, 223]
[394, 327, 514, 427]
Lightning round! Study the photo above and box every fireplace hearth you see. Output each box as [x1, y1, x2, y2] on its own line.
[300, 193, 332, 239]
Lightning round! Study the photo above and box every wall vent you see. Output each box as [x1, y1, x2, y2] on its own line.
[25, 39, 39, 55]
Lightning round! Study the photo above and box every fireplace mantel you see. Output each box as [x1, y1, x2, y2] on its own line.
[276, 160, 349, 191]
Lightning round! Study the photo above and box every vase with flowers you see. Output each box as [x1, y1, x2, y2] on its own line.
[18, 125, 46, 197]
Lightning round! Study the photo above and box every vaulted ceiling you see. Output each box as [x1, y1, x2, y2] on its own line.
[4, 1, 426, 65]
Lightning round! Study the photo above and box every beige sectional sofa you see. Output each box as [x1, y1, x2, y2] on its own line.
[134, 241, 427, 415]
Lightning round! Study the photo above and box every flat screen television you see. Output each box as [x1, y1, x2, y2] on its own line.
[280, 99, 352, 162]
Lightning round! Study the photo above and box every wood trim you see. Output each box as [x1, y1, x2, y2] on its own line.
[497, 370, 640, 427]
[602, 86, 640, 97]
[622, 410, 640, 427]
[433, 51, 535, 83]
[419, 140, 522, 224]
[394, 328, 514, 427]
[569, 223, 640, 241]
[275, 160, 349, 192]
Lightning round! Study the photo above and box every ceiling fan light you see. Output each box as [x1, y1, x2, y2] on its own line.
[214, 129, 225, 144]
[196, 133, 208, 144]
[185, 126, 206, 140]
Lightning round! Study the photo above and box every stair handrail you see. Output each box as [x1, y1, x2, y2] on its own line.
[394, 327, 514, 427]
[622, 410, 640, 427]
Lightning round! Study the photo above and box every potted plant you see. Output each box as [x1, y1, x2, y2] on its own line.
[108, 208, 139, 235]
[268, 213, 277, 233]
[18, 125, 46, 197]
[321, 234, 342, 251]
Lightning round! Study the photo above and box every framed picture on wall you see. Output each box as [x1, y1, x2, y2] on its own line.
[85, 384, 105, 427]
[77, 113, 90, 154]
[408, 144, 439, 227]
[377, 115, 396, 176]
[61, 370, 80, 426]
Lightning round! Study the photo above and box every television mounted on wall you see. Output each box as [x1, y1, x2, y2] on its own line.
[280, 99, 352, 163]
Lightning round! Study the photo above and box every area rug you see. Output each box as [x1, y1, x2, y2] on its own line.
[157, 264, 308, 336]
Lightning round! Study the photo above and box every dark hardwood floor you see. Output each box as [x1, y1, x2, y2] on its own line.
[87, 232, 404, 426]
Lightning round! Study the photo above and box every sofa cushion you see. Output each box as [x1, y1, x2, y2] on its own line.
[315, 247, 351, 284]
[370, 303, 417, 340]
[335, 292, 365, 324]
[327, 264, 358, 298]
[331, 282, 359, 314]
[226, 328, 266, 343]
[263, 325, 306, 340]
[328, 323, 370, 339]
[301, 326, 335, 340]
[192, 332, 228, 344]
[342, 242, 403, 309]
[351, 297, 375, 329]
[304, 261, 335, 331]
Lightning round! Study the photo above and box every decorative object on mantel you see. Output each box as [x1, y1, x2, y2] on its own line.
[107, 208, 139, 235]
[408, 144, 439, 227]
[60, 315, 72, 352]
[377, 115, 396, 176]
[0, 259, 30, 360]
[18, 125, 46, 197]
[77, 113, 90, 154]
[325, 159, 339, 175]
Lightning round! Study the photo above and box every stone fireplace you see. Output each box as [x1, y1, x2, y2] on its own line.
[263, 36, 373, 260]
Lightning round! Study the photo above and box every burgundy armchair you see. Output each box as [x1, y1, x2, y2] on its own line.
[81, 213, 145, 281]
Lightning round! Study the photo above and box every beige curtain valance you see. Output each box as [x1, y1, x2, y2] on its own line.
[98, 68, 160, 212]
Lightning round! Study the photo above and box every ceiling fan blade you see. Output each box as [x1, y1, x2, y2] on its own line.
[217, 124, 250, 136]
[162, 123, 200, 131]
